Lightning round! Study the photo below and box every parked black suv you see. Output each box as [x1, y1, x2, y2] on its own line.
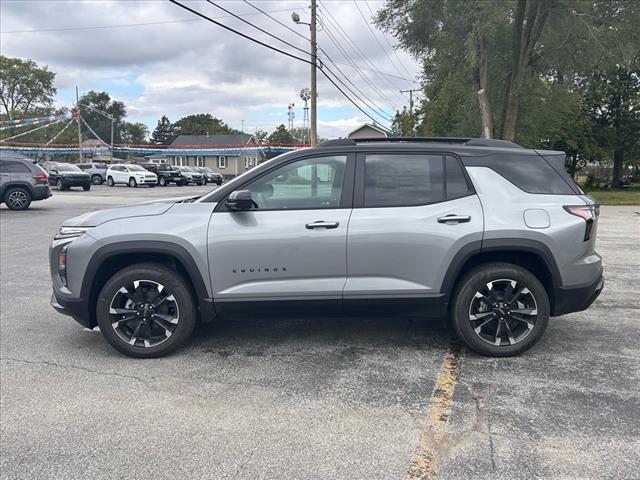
[45, 163, 92, 191]
[140, 163, 185, 186]
[0, 151, 52, 210]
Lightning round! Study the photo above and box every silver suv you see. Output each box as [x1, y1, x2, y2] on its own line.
[49, 137, 604, 358]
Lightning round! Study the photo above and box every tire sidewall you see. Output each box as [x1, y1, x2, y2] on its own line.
[5, 187, 31, 210]
[452, 263, 550, 357]
[159, 177, 166, 186]
[129, 177, 136, 188]
[96, 263, 197, 358]
[107, 176, 114, 186]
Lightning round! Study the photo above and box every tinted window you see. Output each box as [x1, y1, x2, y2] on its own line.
[463, 153, 575, 194]
[245, 155, 347, 210]
[57, 164, 82, 172]
[364, 154, 443, 207]
[446, 155, 472, 199]
[0, 161, 31, 173]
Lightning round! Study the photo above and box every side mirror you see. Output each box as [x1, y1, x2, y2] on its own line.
[226, 190, 255, 211]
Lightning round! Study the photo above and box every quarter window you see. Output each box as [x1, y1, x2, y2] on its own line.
[446, 155, 472, 199]
[364, 154, 444, 207]
[244, 155, 347, 210]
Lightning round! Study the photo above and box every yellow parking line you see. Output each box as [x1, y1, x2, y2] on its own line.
[404, 341, 464, 480]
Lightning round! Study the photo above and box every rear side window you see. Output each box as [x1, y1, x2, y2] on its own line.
[0, 161, 31, 173]
[463, 153, 575, 194]
[364, 154, 444, 207]
[445, 155, 472, 199]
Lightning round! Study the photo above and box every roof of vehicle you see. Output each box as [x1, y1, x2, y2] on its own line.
[315, 137, 562, 156]
[0, 150, 35, 162]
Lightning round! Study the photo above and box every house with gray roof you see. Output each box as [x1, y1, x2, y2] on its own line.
[168, 134, 265, 178]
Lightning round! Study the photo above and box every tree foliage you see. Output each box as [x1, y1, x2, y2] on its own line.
[173, 114, 240, 136]
[376, 0, 640, 182]
[0, 56, 56, 120]
[267, 124, 295, 144]
[151, 115, 177, 145]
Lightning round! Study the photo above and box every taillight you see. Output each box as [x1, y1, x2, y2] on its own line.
[35, 172, 48, 183]
[564, 205, 599, 241]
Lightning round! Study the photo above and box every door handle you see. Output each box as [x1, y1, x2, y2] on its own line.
[437, 214, 471, 224]
[305, 221, 340, 230]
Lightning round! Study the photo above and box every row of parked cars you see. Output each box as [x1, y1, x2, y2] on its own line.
[43, 162, 224, 190]
[1, 152, 224, 210]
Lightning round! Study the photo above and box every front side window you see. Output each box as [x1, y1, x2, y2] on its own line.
[244, 155, 347, 210]
[364, 154, 443, 207]
[218, 156, 227, 169]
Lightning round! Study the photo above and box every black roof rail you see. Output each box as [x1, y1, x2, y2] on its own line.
[317, 136, 523, 149]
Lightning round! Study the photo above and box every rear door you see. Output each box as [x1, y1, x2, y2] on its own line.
[208, 153, 355, 304]
[345, 152, 484, 302]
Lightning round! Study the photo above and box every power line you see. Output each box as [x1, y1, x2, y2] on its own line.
[320, 2, 404, 105]
[0, 8, 296, 34]
[206, 1, 310, 56]
[169, 0, 388, 127]
[353, 0, 411, 83]
[242, 0, 310, 42]
[363, 0, 414, 79]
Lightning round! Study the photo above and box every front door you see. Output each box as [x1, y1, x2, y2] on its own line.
[208, 153, 354, 305]
[345, 152, 484, 303]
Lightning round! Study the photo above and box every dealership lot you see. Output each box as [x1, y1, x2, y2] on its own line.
[1, 187, 638, 479]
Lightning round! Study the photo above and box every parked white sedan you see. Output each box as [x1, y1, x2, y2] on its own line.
[106, 164, 157, 188]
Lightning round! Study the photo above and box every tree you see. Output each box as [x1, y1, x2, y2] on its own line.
[267, 124, 295, 144]
[78, 91, 127, 144]
[151, 115, 176, 145]
[173, 114, 240, 136]
[391, 106, 416, 136]
[120, 122, 149, 145]
[0, 56, 56, 119]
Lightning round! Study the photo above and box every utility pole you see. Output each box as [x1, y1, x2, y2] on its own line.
[310, 0, 317, 146]
[110, 117, 114, 162]
[241, 119, 244, 134]
[292, 1, 318, 146]
[76, 86, 82, 163]
[400, 88, 420, 115]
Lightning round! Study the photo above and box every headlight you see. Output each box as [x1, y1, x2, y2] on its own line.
[55, 226, 93, 240]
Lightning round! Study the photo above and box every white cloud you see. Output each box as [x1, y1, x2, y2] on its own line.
[0, 0, 419, 138]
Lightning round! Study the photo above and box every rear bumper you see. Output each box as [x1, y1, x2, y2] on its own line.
[32, 184, 52, 200]
[552, 271, 604, 316]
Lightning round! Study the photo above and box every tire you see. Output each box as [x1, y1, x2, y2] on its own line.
[4, 187, 31, 210]
[91, 175, 103, 185]
[56, 178, 66, 191]
[159, 176, 167, 186]
[451, 262, 550, 357]
[83, 184, 91, 191]
[202, 178, 208, 185]
[96, 263, 197, 358]
[107, 176, 115, 187]
[128, 177, 137, 188]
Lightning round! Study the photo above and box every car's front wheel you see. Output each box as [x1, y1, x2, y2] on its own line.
[83, 184, 91, 191]
[158, 176, 167, 186]
[5, 187, 31, 210]
[96, 263, 197, 358]
[451, 263, 549, 357]
[107, 176, 115, 186]
[56, 178, 66, 191]
[128, 177, 137, 188]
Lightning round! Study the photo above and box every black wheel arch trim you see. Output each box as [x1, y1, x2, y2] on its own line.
[78, 241, 215, 327]
[440, 238, 562, 306]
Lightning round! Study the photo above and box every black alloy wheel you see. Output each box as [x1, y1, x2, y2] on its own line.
[5, 187, 31, 210]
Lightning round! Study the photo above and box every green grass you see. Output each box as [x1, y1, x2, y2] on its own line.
[584, 188, 640, 205]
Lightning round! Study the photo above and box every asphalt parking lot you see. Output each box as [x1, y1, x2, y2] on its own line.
[1, 186, 639, 480]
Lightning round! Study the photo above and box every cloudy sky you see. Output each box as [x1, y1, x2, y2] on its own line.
[0, 0, 420, 138]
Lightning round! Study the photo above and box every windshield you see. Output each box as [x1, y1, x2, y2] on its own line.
[180, 166, 195, 172]
[200, 167, 213, 173]
[127, 165, 147, 172]
[56, 164, 82, 172]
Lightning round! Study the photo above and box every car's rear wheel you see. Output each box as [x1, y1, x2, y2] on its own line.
[96, 263, 197, 358]
[107, 176, 115, 186]
[5, 187, 31, 210]
[91, 175, 103, 185]
[159, 176, 167, 186]
[451, 263, 549, 357]
[128, 177, 137, 188]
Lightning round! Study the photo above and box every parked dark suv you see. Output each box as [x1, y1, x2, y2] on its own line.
[195, 167, 223, 185]
[46, 163, 92, 191]
[140, 163, 185, 186]
[0, 151, 51, 210]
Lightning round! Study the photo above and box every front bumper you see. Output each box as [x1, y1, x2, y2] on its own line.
[552, 272, 604, 316]
[51, 292, 93, 328]
[62, 179, 91, 187]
